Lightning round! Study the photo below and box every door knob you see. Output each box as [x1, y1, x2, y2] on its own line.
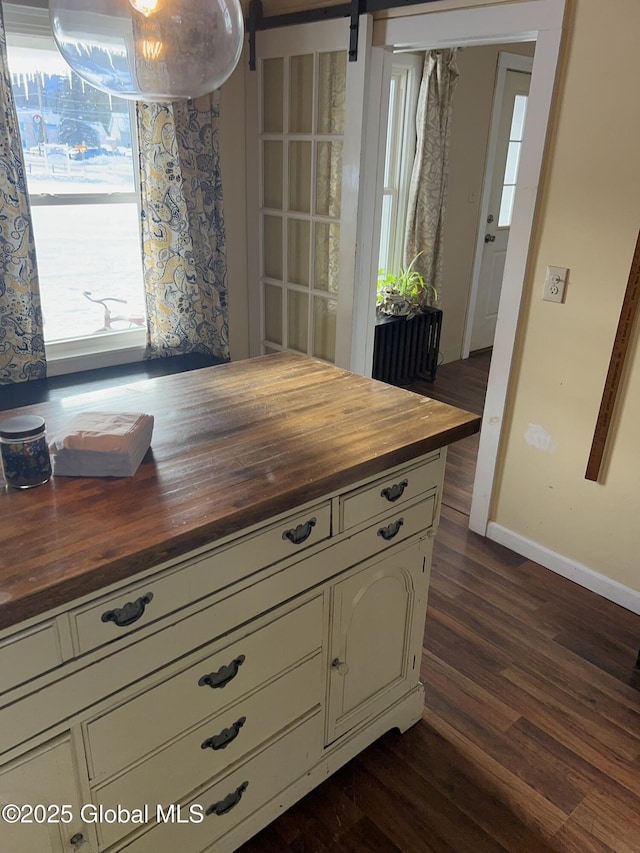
[484, 233, 496, 243]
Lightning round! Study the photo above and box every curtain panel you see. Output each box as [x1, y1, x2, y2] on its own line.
[137, 92, 230, 361]
[0, 4, 46, 384]
[404, 48, 459, 304]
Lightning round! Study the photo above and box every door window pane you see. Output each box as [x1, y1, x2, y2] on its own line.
[263, 215, 283, 280]
[503, 141, 521, 185]
[264, 284, 283, 344]
[263, 58, 283, 133]
[313, 296, 336, 362]
[288, 219, 310, 287]
[317, 51, 346, 135]
[498, 93, 528, 227]
[289, 54, 313, 133]
[498, 184, 515, 227]
[288, 290, 308, 353]
[510, 93, 528, 140]
[263, 141, 283, 209]
[289, 141, 312, 213]
[314, 222, 340, 293]
[315, 141, 342, 217]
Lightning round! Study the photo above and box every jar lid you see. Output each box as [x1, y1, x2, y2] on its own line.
[0, 415, 46, 439]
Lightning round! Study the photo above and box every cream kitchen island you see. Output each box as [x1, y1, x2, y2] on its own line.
[0, 353, 480, 853]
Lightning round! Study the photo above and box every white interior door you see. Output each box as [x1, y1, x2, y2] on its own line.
[470, 59, 532, 352]
[246, 17, 373, 368]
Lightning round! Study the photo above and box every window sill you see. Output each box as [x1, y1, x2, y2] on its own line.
[45, 329, 147, 377]
[0, 353, 226, 412]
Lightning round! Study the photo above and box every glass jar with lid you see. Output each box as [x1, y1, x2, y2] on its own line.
[0, 415, 52, 489]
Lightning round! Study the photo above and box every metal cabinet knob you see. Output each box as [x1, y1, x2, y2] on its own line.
[332, 657, 349, 676]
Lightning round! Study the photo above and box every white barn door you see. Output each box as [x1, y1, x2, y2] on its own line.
[246, 16, 374, 369]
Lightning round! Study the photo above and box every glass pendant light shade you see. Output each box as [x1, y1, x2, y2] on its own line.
[49, 0, 245, 102]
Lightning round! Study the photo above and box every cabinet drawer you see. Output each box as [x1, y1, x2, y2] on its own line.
[120, 710, 322, 853]
[0, 620, 63, 696]
[356, 494, 437, 556]
[340, 452, 442, 531]
[85, 595, 323, 781]
[94, 655, 322, 849]
[71, 502, 331, 656]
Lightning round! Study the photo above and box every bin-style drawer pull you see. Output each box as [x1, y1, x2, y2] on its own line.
[282, 517, 316, 545]
[101, 592, 154, 627]
[381, 479, 409, 502]
[201, 716, 246, 751]
[198, 654, 246, 689]
[377, 518, 404, 541]
[206, 781, 248, 816]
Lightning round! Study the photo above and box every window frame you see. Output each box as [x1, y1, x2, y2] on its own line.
[3, 1, 147, 377]
[377, 52, 422, 279]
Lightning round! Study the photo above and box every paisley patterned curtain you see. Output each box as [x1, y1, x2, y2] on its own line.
[404, 49, 459, 304]
[136, 92, 229, 360]
[0, 5, 46, 384]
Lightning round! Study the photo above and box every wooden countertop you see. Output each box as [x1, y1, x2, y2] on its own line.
[0, 353, 480, 631]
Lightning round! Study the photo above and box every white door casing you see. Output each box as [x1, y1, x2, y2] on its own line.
[469, 55, 533, 353]
[368, 0, 565, 536]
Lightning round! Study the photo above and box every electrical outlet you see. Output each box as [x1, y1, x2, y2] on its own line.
[543, 265, 568, 303]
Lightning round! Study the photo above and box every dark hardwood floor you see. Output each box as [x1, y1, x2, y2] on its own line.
[240, 351, 640, 853]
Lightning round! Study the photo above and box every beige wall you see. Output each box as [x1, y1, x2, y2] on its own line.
[441, 41, 535, 364]
[493, 0, 640, 593]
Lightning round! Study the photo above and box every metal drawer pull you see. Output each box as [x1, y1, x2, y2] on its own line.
[282, 517, 316, 545]
[377, 518, 404, 541]
[201, 716, 246, 751]
[206, 781, 248, 816]
[381, 479, 409, 502]
[101, 592, 153, 627]
[198, 654, 245, 689]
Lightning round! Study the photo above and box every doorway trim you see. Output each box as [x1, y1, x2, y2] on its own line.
[462, 50, 534, 360]
[362, 0, 565, 536]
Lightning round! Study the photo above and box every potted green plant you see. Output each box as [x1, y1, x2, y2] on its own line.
[373, 251, 442, 384]
[376, 252, 438, 318]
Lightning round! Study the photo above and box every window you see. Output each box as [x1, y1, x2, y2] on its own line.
[498, 93, 528, 227]
[4, 4, 146, 372]
[377, 54, 422, 278]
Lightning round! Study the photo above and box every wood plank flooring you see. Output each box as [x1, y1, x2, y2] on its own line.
[240, 351, 640, 853]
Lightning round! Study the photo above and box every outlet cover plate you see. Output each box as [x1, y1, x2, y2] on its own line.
[543, 265, 568, 303]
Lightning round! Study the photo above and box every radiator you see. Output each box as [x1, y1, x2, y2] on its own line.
[372, 308, 442, 385]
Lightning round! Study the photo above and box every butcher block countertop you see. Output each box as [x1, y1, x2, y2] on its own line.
[0, 353, 480, 631]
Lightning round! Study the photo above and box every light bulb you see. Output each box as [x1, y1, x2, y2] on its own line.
[49, 0, 244, 102]
[129, 0, 162, 17]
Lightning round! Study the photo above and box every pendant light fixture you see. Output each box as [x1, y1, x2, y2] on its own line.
[49, 0, 245, 102]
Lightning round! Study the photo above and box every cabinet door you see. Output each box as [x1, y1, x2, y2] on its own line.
[326, 540, 430, 743]
[0, 736, 92, 853]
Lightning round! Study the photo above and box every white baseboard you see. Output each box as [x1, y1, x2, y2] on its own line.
[486, 522, 640, 615]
